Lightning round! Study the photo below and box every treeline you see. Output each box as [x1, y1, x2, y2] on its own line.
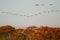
[0, 25, 60, 40]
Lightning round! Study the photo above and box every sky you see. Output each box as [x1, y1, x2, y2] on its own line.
[0, 0, 60, 28]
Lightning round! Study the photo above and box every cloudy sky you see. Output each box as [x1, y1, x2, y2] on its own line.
[0, 0, 60, 28]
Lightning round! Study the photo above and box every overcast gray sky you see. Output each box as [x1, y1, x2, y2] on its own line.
[0, 0, 60, 28]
